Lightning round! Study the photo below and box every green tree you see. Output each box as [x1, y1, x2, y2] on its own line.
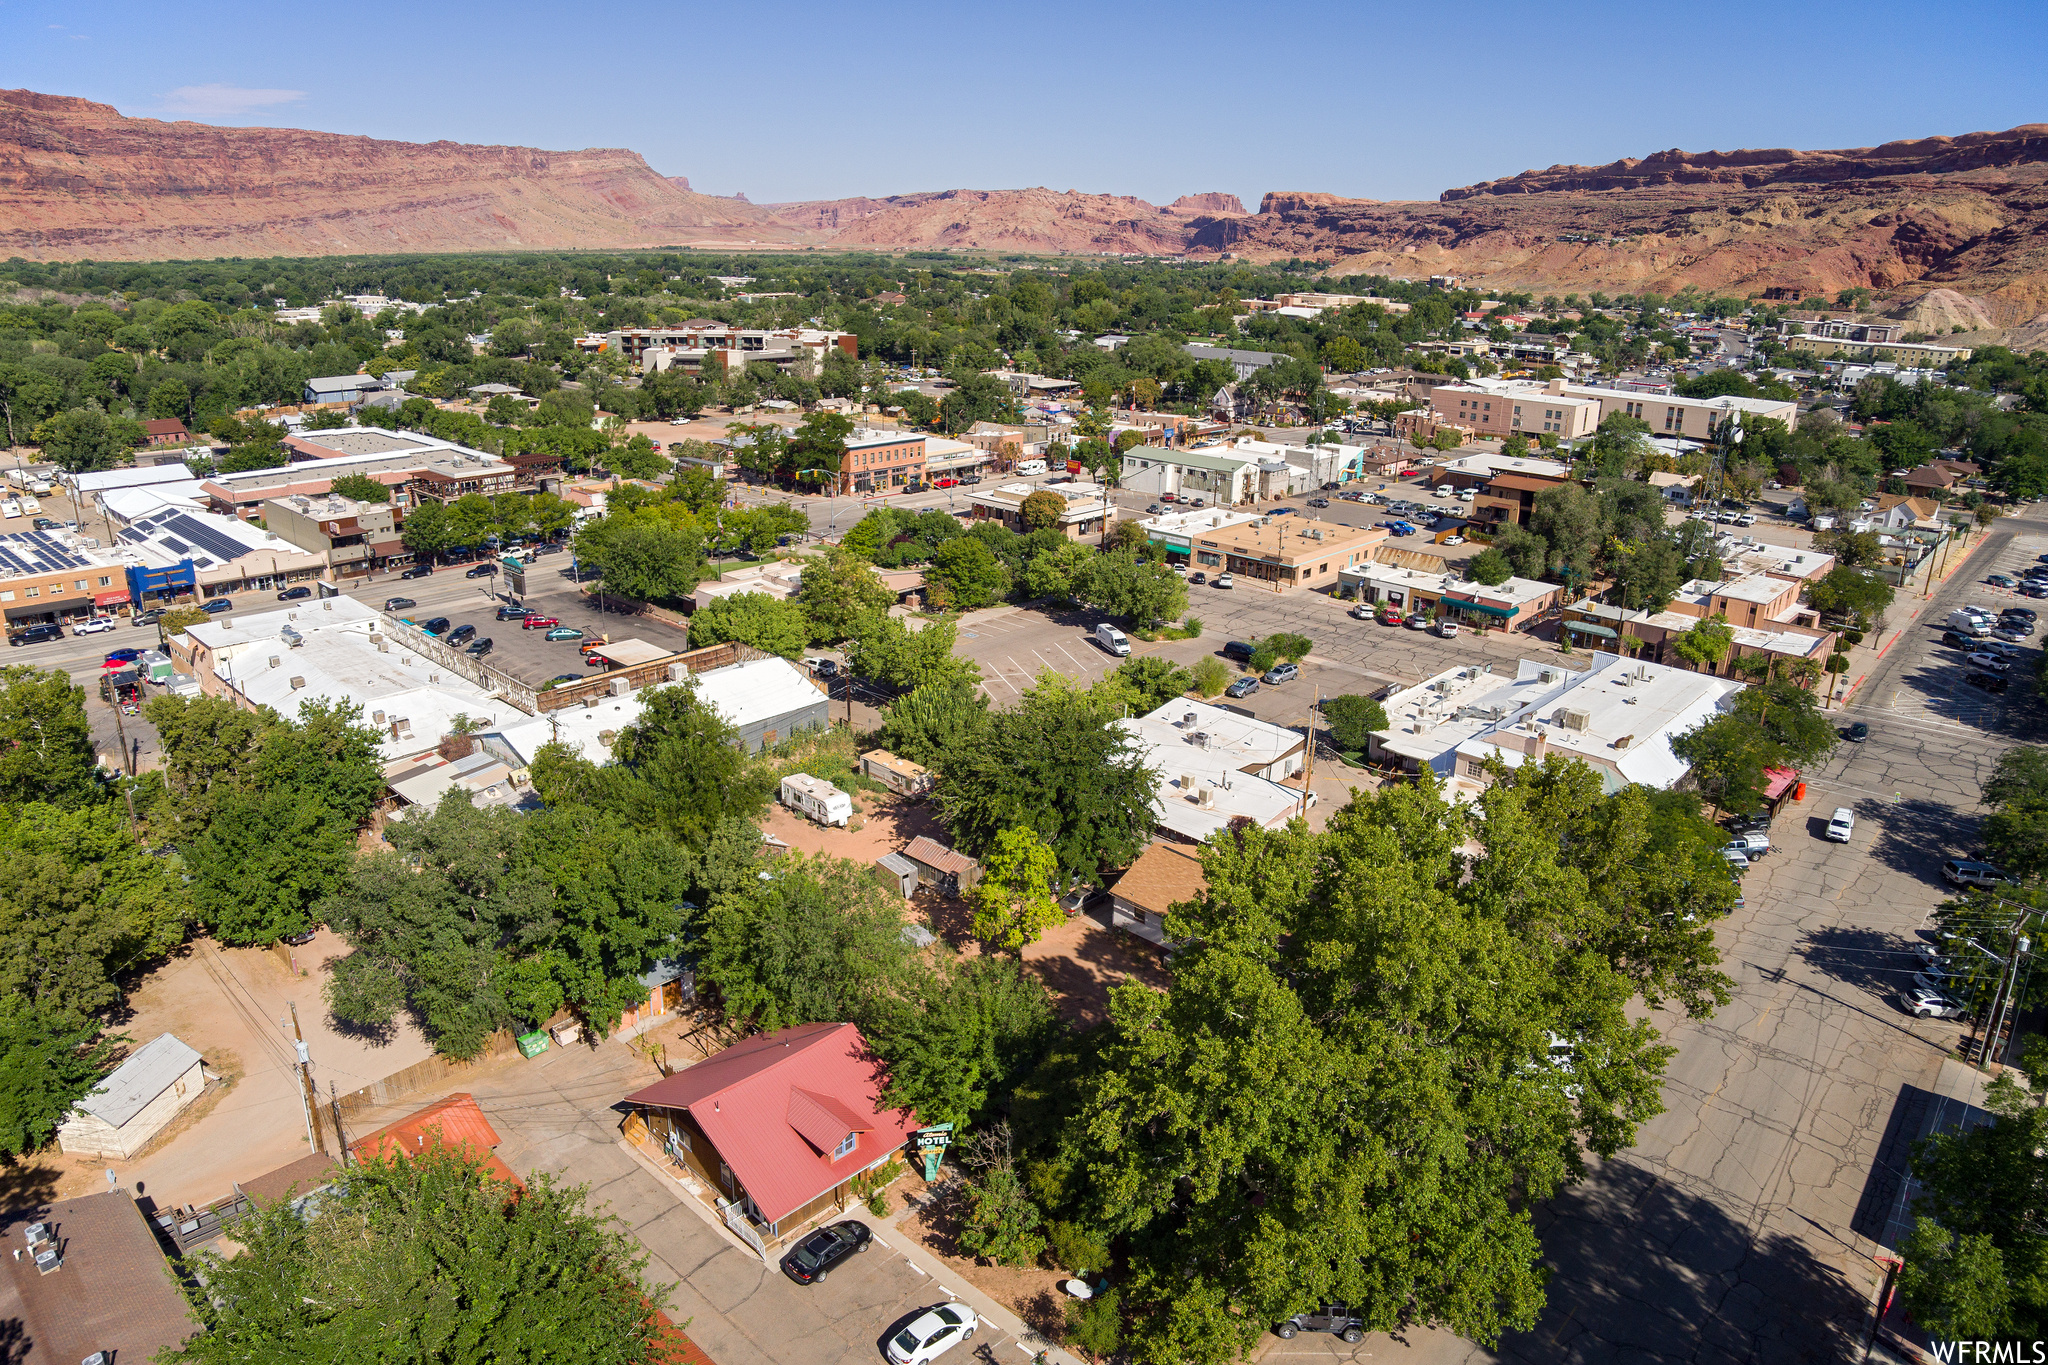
[1468, 547, 1513, 586]
[0, 667, 101, 810]
[164, 1146, 668, 1365]
[1020, 490, 1066, 532]
[1100, 656, 1193, 713]
[1671, 614, 1735, 672]
[35, 406, 133, 473]
[1323, 694, 1388, 753]
[843, 613, 981, 692]
[1529, 483, 1603, 581]
[925, 536, 1010, 610]
[879, 678, 990, 770]
[574, 513, 707, 604]
[0, 995, 119, 1162]
[788, 409, 854, 487]
[933, 674, 1157, 877]
[1020, 540, 1098, 602]
[327, 473, 389, 504]
[797, 545, 895, 644]
[1191, 656, 1230, 698]
[399, 499, 454, 559]
[1065, 1290, 1123, 1365]
[1981, 746, 2048, 882]
[687, 591, 809, 658]
[1806, 565, 1895, 627]
[970, 826, 1064, 954]
[610, 434, 672, 482]
[954, 1124, 1046, 1267]
[1083, 551, 1186, 625]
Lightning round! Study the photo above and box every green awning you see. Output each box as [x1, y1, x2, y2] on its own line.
[1447, 598, 1517, 618]
[1566, 620, 1619, 638]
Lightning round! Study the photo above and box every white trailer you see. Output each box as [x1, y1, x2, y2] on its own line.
[779, 773, 853, 827]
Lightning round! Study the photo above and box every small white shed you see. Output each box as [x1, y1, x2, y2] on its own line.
[57, 1033, 208, 1160]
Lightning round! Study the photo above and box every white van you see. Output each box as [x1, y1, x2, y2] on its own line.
[1435, 619, 1460, 639]
[1094, 623, 1131, 656]
[1016, 459, 1047, 476]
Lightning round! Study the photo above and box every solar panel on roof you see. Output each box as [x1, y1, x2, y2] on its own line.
[165, 515, 251, 565]
[161, 537, 190, 554]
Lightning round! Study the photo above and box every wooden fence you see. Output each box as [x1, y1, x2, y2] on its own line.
[333, 1029, 522, 1123]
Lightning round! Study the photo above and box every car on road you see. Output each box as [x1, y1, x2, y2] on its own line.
[102, 648, 144, 666]
[465, 564, 496, 578]
[132, 609, 165, 628]
[886, 1303, 978, 1364]
[383, 597, 416, 613]
[277, 585, 312, 600]
[1225, 676, 1260, 698]
[1844, 722, 1869, 742]
[200, 598, 235, 614]
[466, 637, 494, 656]
[1966, 652, 2010, 672]
[1213, 573, 1234, 589]
[545, 627, 585, 641]
[521, 616, 561, 630]
[1307, 497, 1330, 508]
[1942, 858, 2010, 889]
[1274, 1305, 1367, 1344]
[1900, 987, 1966, 1020]
[8, 623, 63, 647]
[422, 617, 451, 636]
[1965, 670, 2009, 694]
[73, 616, 116, 635]
[1262, 662, 1298, 684]
[446, 624, 478, 645]
[1988, 574, 2018, 588]
[778, 1218, 871, 1285]
[1826, 807, 1856, 842]
[399, 564, 433, 579]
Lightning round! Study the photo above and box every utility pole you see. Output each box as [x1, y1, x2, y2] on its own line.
[1299, 688, 1321, 818]
[1980, 911, 2033, 1073]
[288, 1001, 325, 1153]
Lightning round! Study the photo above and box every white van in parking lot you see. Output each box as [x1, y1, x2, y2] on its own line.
[1094, 623, 1131, 656]
[1826, 807, 1856, 842]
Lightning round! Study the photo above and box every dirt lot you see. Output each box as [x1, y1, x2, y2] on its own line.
[892, 1175, 1078, 1351]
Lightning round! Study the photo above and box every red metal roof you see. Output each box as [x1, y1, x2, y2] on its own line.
[350, 1093, 520, 1186]
[1762, 766, 1799, 801]
[902, 836, 976, 877]
[624, 1023, 918, 1224]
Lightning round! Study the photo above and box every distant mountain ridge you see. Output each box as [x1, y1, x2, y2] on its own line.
[2, 89, 2044, 311]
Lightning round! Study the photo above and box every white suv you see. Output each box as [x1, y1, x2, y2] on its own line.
[1826, 807, 1856, 842]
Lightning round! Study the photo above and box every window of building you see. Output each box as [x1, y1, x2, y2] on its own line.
[75, 580, 87, 592]
[833, 1131, 857, 1160]
[24, 587, 37, 598]
[0, 592, 10, 602]
[97, 576, 111, 587]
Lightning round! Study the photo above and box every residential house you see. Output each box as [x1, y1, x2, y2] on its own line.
[352, 1093, 520, 1185]
[0, 1191, 196, 1365]
[1108, 839, 1207, 947]
[142, 418, 192, 447]
[56, 1033, 208, 1160]
[622, 1022, 921, 1246]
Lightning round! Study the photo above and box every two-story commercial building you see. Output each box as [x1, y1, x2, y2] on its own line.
[261, 493, 402, 582]
[836, 429, 926, 495]
[1187, 516, 1385, 593]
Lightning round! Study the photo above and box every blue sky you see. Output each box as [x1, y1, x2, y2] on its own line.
[9, 0, 2046, 207]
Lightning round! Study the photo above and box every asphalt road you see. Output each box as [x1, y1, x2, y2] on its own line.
[1277, 511, 2046, 1365]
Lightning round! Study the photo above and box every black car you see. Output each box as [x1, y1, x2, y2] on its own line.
[465, 564, 497, 578]
[423, 617, 452, 636]
[1966, 671, 2009, 694]
[1222, 640, 1256, 663]
[1189, 571, 1206, 585]
[277, 586, 312, 600]
[383, 597, 417, 613]
[8, 623, 63, 647]
[1225, 676, 1260, 699]
[466, 637, 494, 657]
[201, 598, 233, 614]
[496, 605, 536, 621]
[31, 517, 58, 531]
[2005, 607, 2039, 620]
[1942, 632, 1979, 649]
[447, 624, 478, 645]
[547, 673, 582, 686]
[778, 1219, 871, 1285]
[1274, 1305, 1365, 1344]
[1844, 722, 1869, 742]
[399, 565, 433, 580]
[1727, 812, 1772, 837]
[1321, 481, 1341, 491]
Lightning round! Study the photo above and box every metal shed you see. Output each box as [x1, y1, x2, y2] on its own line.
[902, 836, 981, 897]
[874, 852, 920, 899]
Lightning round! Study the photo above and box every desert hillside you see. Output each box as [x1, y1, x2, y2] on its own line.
[1191, 125, 2048, 314]
[759, 187, 1245, 253]
[0, 88, 797, 260]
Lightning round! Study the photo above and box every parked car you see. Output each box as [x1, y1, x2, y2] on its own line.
[1225, 676, 1260, 698]
[1274, 1305, 1366, 1344]
[1378, 607, 1405, 626]
[1988, 574, 2018, 588]
[422, 617, 451, 636]
[547, 673, 583, 686]
[545, 627, 585, 642]
[1222, 640, 1255, 663]
[1992, 627, 2031, 644]
[9, 623, 63, 647]
[383, 597, 417, 613]
[1826, 807, 1856, 842]
[1966, 652, 2010, 672]
[465, 563, 496, 578]
[1721, 848, 1751, 873]
[1942, 859, 2010, 889]
[778, 1218, 870, 1285]
[1262, 662, 1299, 684]
[522, 616, 561, 630]
[886, 1304, 978, 1365]
[73, 616, 116, 635]
[1443, 534, 1466, 545]
[277, 586, 312, 600]
[1189, 571, 1206, 585]
[2003, 607, 2038, 621]
[445, 624, 477, 645]
[201, 599, 234, 614]
[132, 609, 165, 628]
[1213, 573, 1235, 589]
[1269, 507, 1297, 517]
[466, 637, 494, 656]
[1942, 632, 1978, 649]
[1844, 722, 1869, 742]
[1981, 640, 2023, 657]
[1900, 987, 1966, 1019]
[802, 656, 839, 677]
[1725, 833, 1772, 859]
[496, 605, 535, 621]
[1146, 503, 1166, 514]
[1436, 619, 1461, 638]
[399, 565, 433, 580]
[30, 517, 57, 531]
[1307, 497, 1330, 508]
[1965, 671, 2009, 694]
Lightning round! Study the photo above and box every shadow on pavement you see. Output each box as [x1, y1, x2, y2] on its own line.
[1798, 924, 1926, 1004]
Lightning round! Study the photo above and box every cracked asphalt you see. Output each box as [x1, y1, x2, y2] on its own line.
[1260, 512, 2048, 1364]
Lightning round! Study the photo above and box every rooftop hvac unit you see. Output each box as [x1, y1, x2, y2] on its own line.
[1539, 668, 1559, 684]
[372, 710, 386, 725]
[289, 676, 306, 690]
[1197, 788, 1215, 809]
[1433, 679, 1453, 694]
[393, 718, 412, 737]
[376, 638, 389, 653]
[1180, 773, 1195, 790]
[428, 672, 439, 684]
[1558, 707, 1592, 731]
[609, 677, 632, 697]
[268, 655, 280, 669]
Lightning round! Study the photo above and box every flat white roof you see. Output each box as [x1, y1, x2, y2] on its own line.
[1117, 700, 1306, 837]
[692, 655, 827, 730]
[73, 463, 197, 494]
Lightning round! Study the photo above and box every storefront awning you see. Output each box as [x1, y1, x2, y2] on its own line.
[93, 590, 131, 607]
[1447, 598, 1517, 618]
[1566, 620, 1619, 638]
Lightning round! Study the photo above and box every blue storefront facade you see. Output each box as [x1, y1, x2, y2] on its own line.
[125, 560, 197, 608]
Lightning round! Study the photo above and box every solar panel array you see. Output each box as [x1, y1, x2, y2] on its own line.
[0, 530, 93, 578]
[164, 514, 255, 565]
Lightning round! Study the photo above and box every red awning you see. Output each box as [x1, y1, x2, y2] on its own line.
[1762, 767, 1798, 801]
[94, 590, 131, 607]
